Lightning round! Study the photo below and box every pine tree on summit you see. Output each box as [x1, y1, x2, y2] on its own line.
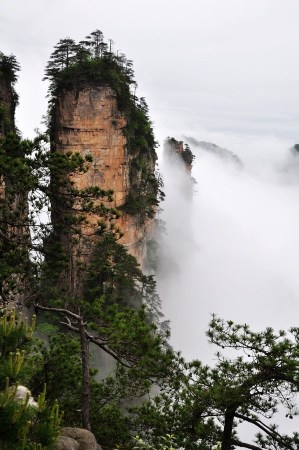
[80, 29, 107, 58]
[44, 38, 77, 80]
[0, 52, 20, 85]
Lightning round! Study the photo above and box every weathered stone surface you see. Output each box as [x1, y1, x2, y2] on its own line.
[57, 427, 101, 450]
[53, 86, 128, 209]
[52, 85, 154, 268]
[13, 385, 38, 408]
[164, 138, 194, 172]
[54, 435, 80, 450]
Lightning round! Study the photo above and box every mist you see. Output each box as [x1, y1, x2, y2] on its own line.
[157, 131, 299, 364]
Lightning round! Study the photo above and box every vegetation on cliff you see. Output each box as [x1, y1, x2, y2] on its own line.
[165, 137, 195, 168]
[133, 317, 299, 450]
[0, 52, 20, 132]
[0, 309, 61, 449]
[0, 55, 35, 305]
[44, 30, 164, 222]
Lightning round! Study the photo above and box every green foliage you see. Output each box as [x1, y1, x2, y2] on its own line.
[35, 331, 133, 444]
[165, 137, 195, 167]
[44, 38, 77, 76]
[84, 233, 161, 311]
[0, 309, 61, 449]
[0, 383, 61, 449]
[28, 138, 119, 302]
[0, 53, 20, 85]
[44, 30, 161, 221]
[0, 52, 20, 121]
[32, 333, 82, 426]
[35, 322, 58, 336]
[0, 308, 35, 387]
[181, 144, 195, 166]
[91, 401, 132, 449]
[133, 434, 178, 450]
[0, 133, 41, 303]
[0, 132, 60, 304]
[133, 316, 299, 450]
[122, 99, 164, 221]
[31, 306, 175, 448]
[0, 103, 11, 133]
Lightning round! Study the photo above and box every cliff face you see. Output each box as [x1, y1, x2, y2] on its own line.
[0, 61, 29, 308]
[164, 137, 194, 172]
[51, 84, 155, 293]
[163, 137, 195, 203]
[53, 86, 129, 206]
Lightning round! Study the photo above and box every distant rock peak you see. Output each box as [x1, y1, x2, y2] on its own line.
[164, 137, 195, 172]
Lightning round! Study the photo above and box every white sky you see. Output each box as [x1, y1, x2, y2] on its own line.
[1, 0, 299, 141]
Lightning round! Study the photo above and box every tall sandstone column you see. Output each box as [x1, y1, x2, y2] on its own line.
[51, 84, 156, 297]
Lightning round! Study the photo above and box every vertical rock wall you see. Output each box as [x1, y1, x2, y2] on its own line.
[0, 66, 29, 307]
[164, 137, 194, 172]
[52, 86, 129, 209]
[51, 85, 155, 295]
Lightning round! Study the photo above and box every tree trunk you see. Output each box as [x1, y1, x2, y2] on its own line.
[79, 318, 91, 431]
[221, 410, 235, 450]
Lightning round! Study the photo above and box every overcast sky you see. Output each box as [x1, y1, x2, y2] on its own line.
[1, 0, 299, 142]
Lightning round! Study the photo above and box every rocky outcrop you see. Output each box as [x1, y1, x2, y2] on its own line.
[163, 137, 196, 205]
[54, 428, 102, 450]
[12, 385, 38, 408]
[164, 137, 194, 172]
[51, 84, 156, 292]
[52, 86, 129, 209]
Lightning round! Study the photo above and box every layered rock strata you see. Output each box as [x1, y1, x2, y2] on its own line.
[51, 85, 155, 296]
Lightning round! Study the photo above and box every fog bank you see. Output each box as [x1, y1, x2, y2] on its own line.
[157, 132, 299, 364]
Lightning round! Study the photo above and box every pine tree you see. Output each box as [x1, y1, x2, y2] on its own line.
[134, 316, 299, 450]
[80, 30, 107, 58]
[44, 38, 77, 79]
[0, 309, 61, 449]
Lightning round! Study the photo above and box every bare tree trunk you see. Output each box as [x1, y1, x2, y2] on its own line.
[79, 318, 91, 431]
[221, 410, 235, 450]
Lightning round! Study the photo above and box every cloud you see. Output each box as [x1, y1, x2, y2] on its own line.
[158, 130, 299, 364]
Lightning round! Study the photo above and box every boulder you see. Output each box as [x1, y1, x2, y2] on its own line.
[13, 385, 38, 407]
[54, 427, 102, 450]
[54, 436, 80, 450]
